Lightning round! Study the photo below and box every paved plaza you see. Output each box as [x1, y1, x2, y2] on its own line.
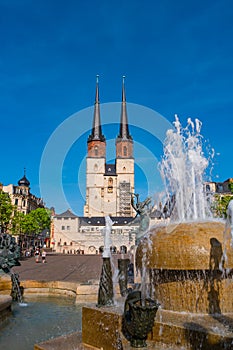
[12, 253, 104, 284]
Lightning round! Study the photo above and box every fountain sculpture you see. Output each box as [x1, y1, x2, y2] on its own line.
[122, 290, 159, 348]
[118, 258, 130, 297]
[0, 233, 21, 273]
[131, 193, 152, 243]
[97, 216, 114, 307]
[135, 116, 233, 348]
[0, 233, 23, 302]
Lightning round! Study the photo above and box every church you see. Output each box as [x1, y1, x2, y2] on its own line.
[84, 75, 134, 218]
[52, 77, 138, 254]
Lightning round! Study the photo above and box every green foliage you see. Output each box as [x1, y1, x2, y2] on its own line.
[228, 181, 233, 194]
[21, 208, 51, 235]
[0, 191, 14, 233]
[213, 194, 233, 218]
[11, 211, 25, 235]
[0, 189, 51, 236]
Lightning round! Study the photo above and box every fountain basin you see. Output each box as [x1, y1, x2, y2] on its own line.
[136, 221, 233, 313]
[136, 221, 231, 270]
[0, 295, 11, 323]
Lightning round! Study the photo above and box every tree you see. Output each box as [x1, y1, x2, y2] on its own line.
[21, 208, 51, 236]
[11, 211, 25, 235]
[213, 194, 233, 218]
[0, 191, 14, 233]
[229, 181, 233, 194]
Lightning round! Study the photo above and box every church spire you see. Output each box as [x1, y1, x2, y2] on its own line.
[118, 76, 132, 140]
[88, 75, 105, 142]
[116, 76, 133, 159]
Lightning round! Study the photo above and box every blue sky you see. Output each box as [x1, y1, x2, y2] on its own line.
[1, 0, 233, 215]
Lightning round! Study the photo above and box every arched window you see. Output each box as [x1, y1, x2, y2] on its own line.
[120, 245, 127, 254]
[123, 146, 127, 156]
[94, 163, 98, 171]
[94, 146, 98, 156]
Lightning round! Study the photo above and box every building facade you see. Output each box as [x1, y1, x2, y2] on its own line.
[84, 76, 135, 217]
[3, 171, 44, 214]
[52, 209, 136, 254]
[205, 178, 233, 195]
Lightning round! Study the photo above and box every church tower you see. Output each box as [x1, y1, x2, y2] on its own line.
[115, 76, 134, 216]
[84, 76, 134, 217]
[84, 75, 106, 217]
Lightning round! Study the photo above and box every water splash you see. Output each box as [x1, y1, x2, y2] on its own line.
[159, 115, 214, 222]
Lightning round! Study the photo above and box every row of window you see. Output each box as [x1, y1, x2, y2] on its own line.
[56, 217, 76, 220]
[61, 226, 71, 230]
[57, 241, 128, 254]
[15, 198, 27, 207]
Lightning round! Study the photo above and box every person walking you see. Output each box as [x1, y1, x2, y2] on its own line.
[35, 248, 40, 263]
[41, 250, 47, 263]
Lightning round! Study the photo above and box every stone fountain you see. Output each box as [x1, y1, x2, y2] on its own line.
[81, 116, 233, 349]
[135, 117, 233, 349]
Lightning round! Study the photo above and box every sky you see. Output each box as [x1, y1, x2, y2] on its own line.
[0, 0, 233, 215]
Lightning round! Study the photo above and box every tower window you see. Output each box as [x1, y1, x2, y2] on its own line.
[94, 146, 98, 156]
[108, 177, 113, 193]
[94, 164, 98, 171]
[123, 146, 127, 156]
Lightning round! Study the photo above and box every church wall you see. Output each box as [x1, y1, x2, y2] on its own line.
[85, 158, 105, 216]
[102, 175, 117, 216]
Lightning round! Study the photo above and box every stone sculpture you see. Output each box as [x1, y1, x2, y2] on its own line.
[0, 233, 21, 273]
[97, 216, 114, 306]
[122, 290, 159, 348]
[131, 193, 152, 243]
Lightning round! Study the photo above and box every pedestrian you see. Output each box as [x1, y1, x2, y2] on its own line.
[35, 248, 40, 263]
[42, 250, 46, 263]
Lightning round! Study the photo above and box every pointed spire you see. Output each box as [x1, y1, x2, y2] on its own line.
[118, 76, 132, 140]
[88, 75, 105, 142]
